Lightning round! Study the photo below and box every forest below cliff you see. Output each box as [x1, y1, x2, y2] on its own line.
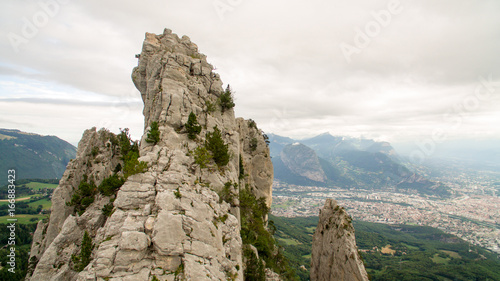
[270, 215, 500, 281]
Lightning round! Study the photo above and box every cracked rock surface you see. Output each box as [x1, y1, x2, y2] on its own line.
[310, 199, 369, 281]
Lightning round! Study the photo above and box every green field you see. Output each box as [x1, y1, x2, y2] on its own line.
[431, 253, 451, 264]
[25, 181, 59, 190]
[28, 197, 52, 209]
[279, 238, 301, 245]
[305, 226, 316, 234]
[0, 214, 48, 224]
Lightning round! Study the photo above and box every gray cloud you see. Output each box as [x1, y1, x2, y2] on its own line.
[0, 97, 142, 107]
[1, 0, 499, 144]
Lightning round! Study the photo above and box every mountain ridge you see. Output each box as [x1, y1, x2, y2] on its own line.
[0, 128, 76, 179]
[269, 133, 449, 196]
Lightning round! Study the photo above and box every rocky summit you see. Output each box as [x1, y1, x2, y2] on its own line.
[310, 199, 369, 281]
[26, 29, 274, 281]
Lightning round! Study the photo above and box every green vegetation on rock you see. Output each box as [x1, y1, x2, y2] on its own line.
[98, 174, 125, 196]
[101, 203, 114, 217]
[205, 126, 230, 167]
[146, 121, 160, 144]
[117, 128, 147, 179]
[239, 155, 245, 180]
[218, 85, 235, 113]
[66, 175, 97, 216]
[193, 146, 212, 169]
[240, 187, 297, 280]
[243, 246, 265, 281]
[71, 231, 94, 272]
[249, 138, 258, 151]
[185, 112, 202, 140]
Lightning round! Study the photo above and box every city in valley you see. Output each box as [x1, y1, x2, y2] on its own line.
[271, 171, 500, 255]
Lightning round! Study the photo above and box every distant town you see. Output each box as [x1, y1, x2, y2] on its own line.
[271, 170, 500, 255]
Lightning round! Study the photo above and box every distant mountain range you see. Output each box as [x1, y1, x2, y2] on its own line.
[269, 133, 450, 196]
[0, 129, 76, 179]
[393, 139, 500, 173]
[0, 127, 450, 195]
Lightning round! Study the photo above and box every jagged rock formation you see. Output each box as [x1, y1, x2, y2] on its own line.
[27, 128, 123, 280]
[236, 119, 273, 207]
[27, 29, 274, 281]
[310, 199, 369, 281]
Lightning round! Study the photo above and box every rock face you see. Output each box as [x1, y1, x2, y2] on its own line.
[26, 128, 125, 280]
[310, 199, 369, 281]
[27, 29, 274, 281]
[280, 143, 327, 183]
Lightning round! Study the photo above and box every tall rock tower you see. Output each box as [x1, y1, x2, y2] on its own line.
[26, 29, 274, 281]
[310, 199, 369, 281]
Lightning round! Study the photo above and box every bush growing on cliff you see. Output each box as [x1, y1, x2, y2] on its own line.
[219, 181, 236, 205]
[118, 128, 147, 178]
[243, 246, 265, 281]
[240, 187, 297, 280]
[91, 146, 99, 157]
[263, 133, 270, 146]
[146, 121, 160, 144]
[206, 126, 230, 167]
[98, 174, 125, 196]
[193, 146, 212, 169]
[239, 155, 245, 180]
[71, 231, 93, 272]
[66, 175, 97, 216]
[218, 85, 235, 113]
[250, 138, 258, 151]
[205, 99, 217, 114]
[185, 112, 202, 140]
[101, 203, 114, 217]
[248, 119, 257, 129]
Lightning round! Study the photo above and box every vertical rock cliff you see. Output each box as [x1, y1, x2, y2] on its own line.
[27, 29, 274, 281]
[310, 199, 369, 281]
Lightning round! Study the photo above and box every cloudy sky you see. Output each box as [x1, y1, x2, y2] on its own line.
[1, 0, 500, 147]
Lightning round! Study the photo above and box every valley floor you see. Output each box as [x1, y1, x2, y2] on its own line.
[271, 172, 500, 255]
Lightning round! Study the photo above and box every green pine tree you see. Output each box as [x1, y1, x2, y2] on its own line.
[146, 121, 160, 144]
[219, 85, 235, 113]
[72, 231, 94, 272]
[206, 126, 230, 167]
[185, 112, 202, 140]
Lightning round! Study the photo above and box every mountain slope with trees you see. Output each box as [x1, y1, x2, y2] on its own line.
[0, 129, 76, 179]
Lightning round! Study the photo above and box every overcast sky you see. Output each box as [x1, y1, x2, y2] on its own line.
[1, 0, 500, 147]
